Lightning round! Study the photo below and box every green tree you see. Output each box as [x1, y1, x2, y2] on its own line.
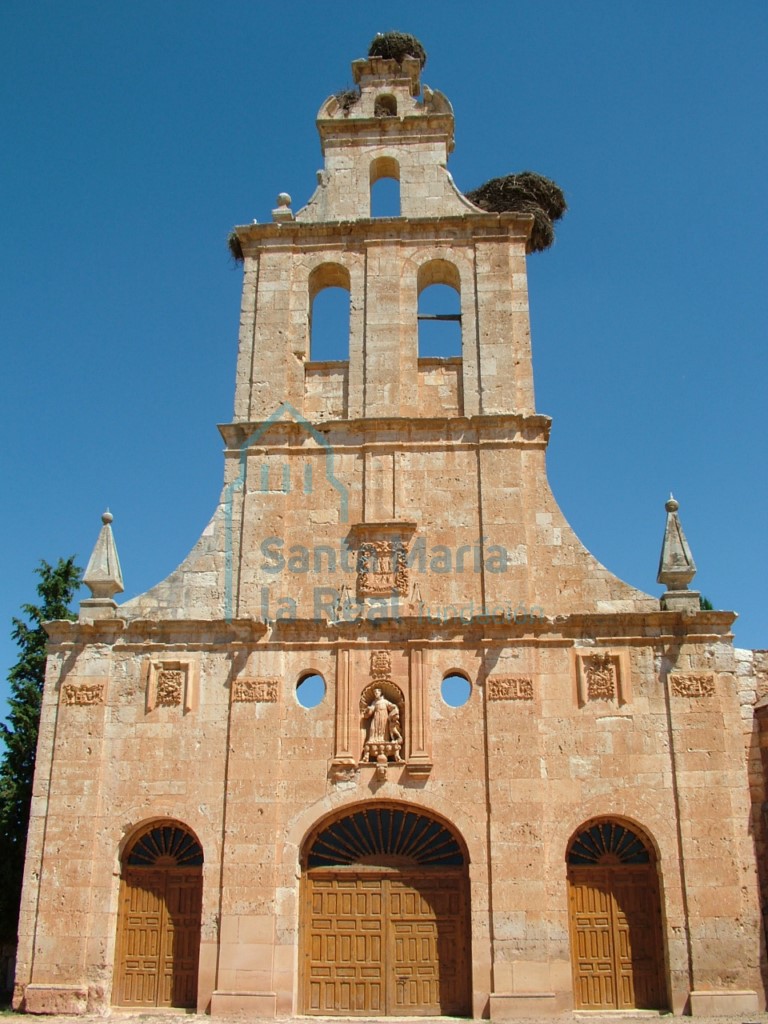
[0, 557, 81, 941]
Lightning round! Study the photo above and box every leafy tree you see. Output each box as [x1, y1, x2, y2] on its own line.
[0, 557, 81, 941]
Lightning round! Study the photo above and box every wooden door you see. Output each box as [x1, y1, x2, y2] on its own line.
[303, 870, 470, 1016]
[115, 867, 202, 1008]
[569, 865, 665, 1010]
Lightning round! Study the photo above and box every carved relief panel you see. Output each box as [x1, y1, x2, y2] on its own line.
[669, 673, 715, 698]
[145, 659, 198, 713]
[573, 649, 631, 707]
[232, 677, 280, 703]
[61, 681, 106, 706]
[487, 676, 534, 701]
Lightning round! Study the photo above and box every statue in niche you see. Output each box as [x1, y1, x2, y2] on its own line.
[360, 681, 405, 767]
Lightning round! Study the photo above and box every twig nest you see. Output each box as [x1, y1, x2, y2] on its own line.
[368, 32, 427, 68]
[227, 230, 244, 264]
[465, 172, 567, 253]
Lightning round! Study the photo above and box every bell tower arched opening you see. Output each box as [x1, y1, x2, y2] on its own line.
[308, 263, 351, 362]
[417, 259, 462, 359]
[301, 803, 471, 1016]
[370, 156, 401, 217]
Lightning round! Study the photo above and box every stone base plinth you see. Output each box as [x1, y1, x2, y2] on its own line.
[490, 992, 559, 1018]
[22, 984, 88, 1015]
[690, 989, 759, 1015]
[211, 990, 276, 1016]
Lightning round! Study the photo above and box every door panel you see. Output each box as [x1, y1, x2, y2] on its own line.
[569, 866, 665, 1010]
[306, 877, 385, 1014]
[304, 871, 470, 1016]
[115, 868, 202, 1008]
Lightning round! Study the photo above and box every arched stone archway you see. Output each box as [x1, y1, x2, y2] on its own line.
[567, 819, 667, 1010]
[301, 803, 471, 1016]
[112, 821, 203, 1009]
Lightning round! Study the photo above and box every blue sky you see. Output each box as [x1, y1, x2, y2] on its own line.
[1, 2, 766, 721]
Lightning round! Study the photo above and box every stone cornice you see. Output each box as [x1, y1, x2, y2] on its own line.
[234, 212, 533, 253]
[44, 617, 268, 648]
[218, 413, 552, 451]
[42, 610, 737, 651]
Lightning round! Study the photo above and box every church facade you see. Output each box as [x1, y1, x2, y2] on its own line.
[13, 41, 768, 1019]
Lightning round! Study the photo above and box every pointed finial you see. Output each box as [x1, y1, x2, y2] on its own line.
[81, 509, 124, 615]
[657, 494, 700, 612]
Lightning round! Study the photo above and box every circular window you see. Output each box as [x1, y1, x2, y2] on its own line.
[296, 672, 326, 708]
[441, 673, 471, 707]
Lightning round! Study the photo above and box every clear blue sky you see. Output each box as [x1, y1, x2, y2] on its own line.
[1, 1, 766, 722]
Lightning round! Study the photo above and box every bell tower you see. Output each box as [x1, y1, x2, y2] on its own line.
[231, 51, 536, 425]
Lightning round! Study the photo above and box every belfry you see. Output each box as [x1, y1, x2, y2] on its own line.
[13, 34, 768, 1019]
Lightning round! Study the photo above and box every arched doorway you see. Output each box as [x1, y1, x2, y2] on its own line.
[567, 819, 667, 1010]
[301, 804, 471, 1016]
[113, 822, 203, 1008]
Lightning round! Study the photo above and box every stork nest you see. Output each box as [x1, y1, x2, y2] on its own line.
[368, 32, 427, 68]
[465, 172, 567, 253]
[227, 230, 244, 264]
[334, 87, 360, 113]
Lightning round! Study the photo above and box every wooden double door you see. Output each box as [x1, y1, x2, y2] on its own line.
[303, 869, 471, 1016]
[568, 864, 666, 1010]
[113, 867, 202, 1008]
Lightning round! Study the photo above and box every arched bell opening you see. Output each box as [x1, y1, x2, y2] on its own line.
[301, 802, 471, 1016]
[113, 821, 203, 1009]
[566, 818, 668, 1011]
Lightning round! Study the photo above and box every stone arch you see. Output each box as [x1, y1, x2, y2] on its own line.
[566, 816, 667, 1011]
[113, 819, 203, 1009]
[417, 257, 461, 295]
[370, 154, 400, 185]
[300, 801, 471, 1015]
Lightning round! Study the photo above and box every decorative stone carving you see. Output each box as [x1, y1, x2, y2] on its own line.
[370, 650, 391, 679]
[574, 649, 630, 706]
[145, 659, 197, 713]
[360, 681, 405, 771]
[232, 677, 279, 703]
[156, 669, 183, 707]
[62, 682, 105, 706]
[584, 654, 617, 701]
[358, 541, 408, 597]
[670, 673, 715, 698]
[487, 676, 534, 701]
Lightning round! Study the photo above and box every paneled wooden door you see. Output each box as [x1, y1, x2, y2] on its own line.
[568, 865, 665, 1010]
[114, 866, 202, 1008]
[303, 869, 470, 1016]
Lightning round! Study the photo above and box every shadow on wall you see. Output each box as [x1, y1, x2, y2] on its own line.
[0, 942, 16, 1001]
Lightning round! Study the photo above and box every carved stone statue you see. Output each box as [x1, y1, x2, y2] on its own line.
[361, 683, 404, 766]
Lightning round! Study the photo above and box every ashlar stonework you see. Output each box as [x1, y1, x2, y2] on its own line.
[14, 39, 768, 1022]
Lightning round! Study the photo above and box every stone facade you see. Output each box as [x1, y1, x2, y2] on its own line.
[13, 44, 767, 1020]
